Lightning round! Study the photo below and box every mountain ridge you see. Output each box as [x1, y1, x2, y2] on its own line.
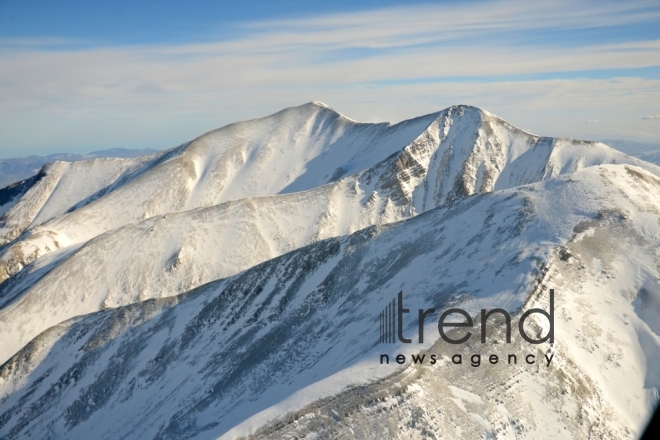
[0, 103, 659, 438]
[0, 103, 659, 365]
[1, 164, 659, 439]
[0, 148, 163, 189]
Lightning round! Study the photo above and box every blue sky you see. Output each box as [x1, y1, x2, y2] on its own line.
[1, 0, 659, 157]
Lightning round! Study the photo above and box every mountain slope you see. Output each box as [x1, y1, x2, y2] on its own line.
[0, 102, 438, 274]
[0, 148, 162, 189]
[0, 154, 166, 242]
[1, 105, 659, 365]
[4, 104, 657, 278]
[1, 164, 659, 439]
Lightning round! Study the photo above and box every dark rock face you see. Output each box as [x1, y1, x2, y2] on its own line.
[0, 170, 46, 216]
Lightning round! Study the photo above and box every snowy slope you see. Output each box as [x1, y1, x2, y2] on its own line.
[0, 102, 439, 280]
[0, 154, 164, 244]
[0, 179, 387, 364]
[0, 148, 161, 189]
[1, 105, 659, 365]
[1, 104, 660, 367]
[1, 164, 659, 439]
[2, 104, 657, 286]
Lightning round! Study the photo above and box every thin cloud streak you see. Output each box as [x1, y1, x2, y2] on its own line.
[242, 0, 660, 50]
[2, 40, 659, 101]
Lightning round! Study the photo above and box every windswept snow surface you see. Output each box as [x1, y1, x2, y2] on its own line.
[0, 148, 162, 189]
[0, 165, 659, 439]
[0, 103, 659, 439]
[0, 155, 164, 244]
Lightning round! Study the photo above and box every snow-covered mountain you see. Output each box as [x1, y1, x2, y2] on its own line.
[0, 103, 435, 270]
[1, 104, 657, 367]
[0, 103, 659, 439]
[0, 154, 167, 241]
[1, 164, 659, 439]
[0, 148, 161, 189]
[3, 104, 656, 282]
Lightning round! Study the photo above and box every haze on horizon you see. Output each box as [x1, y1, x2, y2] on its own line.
[1, 0, 659, 158]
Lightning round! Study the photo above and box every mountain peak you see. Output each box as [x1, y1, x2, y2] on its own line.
[309, 100, 331, 109]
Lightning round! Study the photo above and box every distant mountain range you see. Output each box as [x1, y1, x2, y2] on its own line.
[0, 103, 659, 439]
[600, 139, 660, 165]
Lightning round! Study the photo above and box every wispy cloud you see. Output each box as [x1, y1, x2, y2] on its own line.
[643, 115, 660, 120]
[241, 0, 660, 50]
[1, 0, 659, 156]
